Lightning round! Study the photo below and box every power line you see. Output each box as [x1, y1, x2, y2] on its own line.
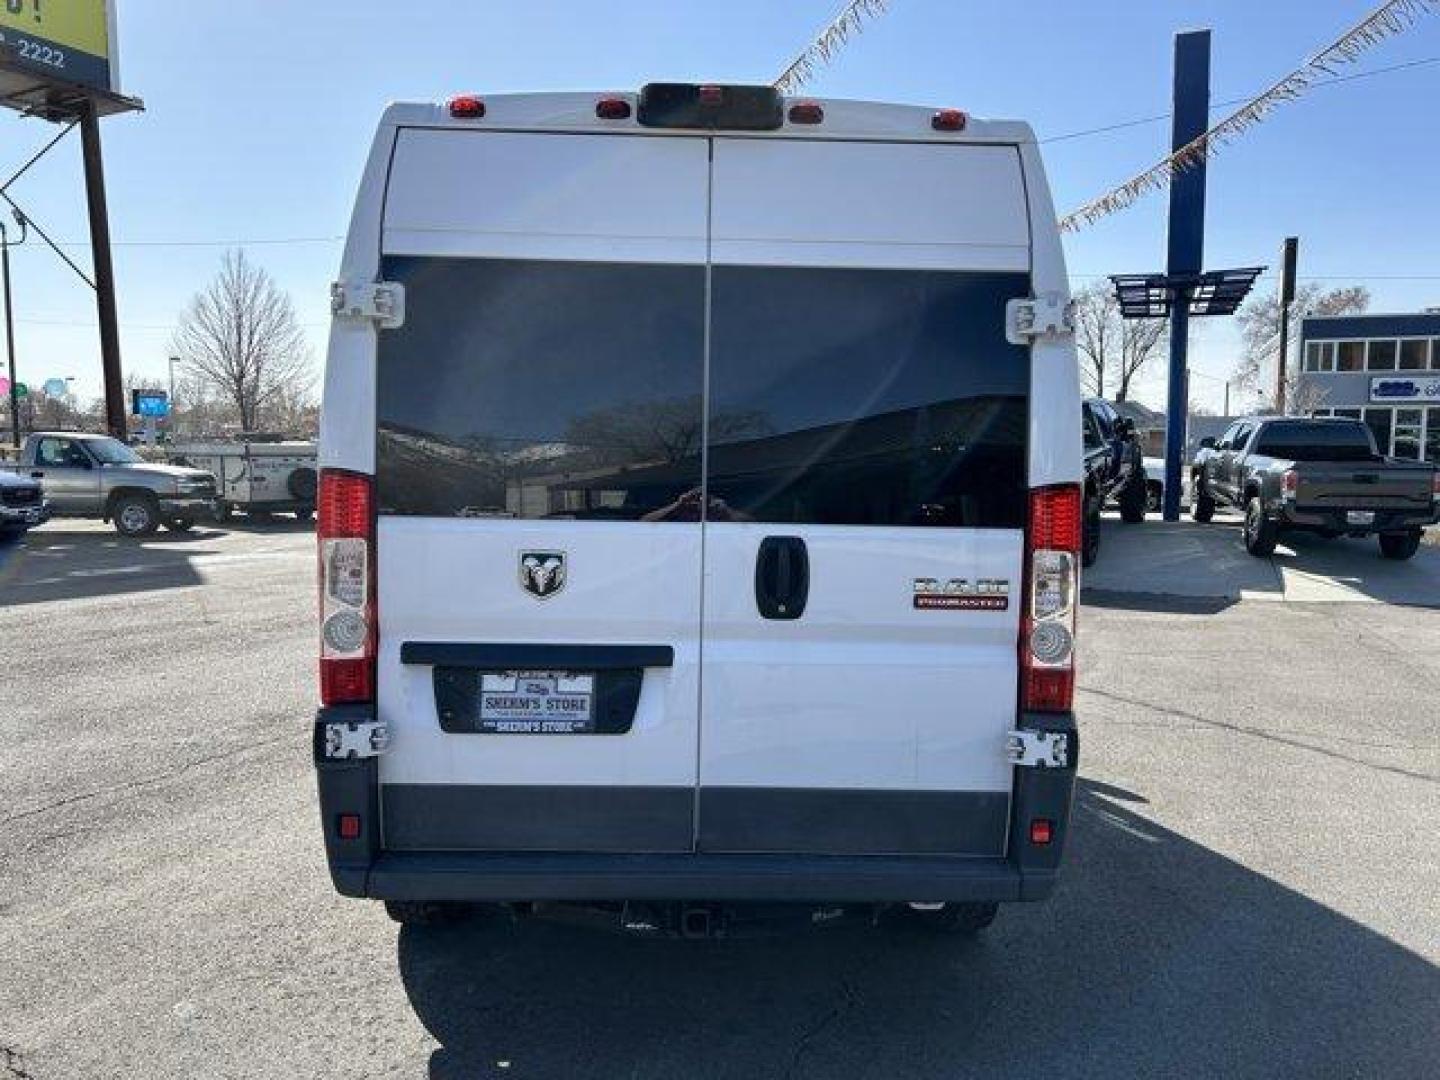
[1040, 54, 1440, 146]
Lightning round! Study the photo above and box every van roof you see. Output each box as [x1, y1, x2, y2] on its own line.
[377, 93, 1035, 145]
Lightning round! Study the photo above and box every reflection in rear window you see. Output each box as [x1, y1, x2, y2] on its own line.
[375, 257, 704, 519]
[708, 267, 1031, 528]
[1254, 421, 1378, 462]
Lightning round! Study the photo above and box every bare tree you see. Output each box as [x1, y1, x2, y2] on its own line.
[1234, 284, 1369, 404]
[1073, 282, 1117, 398]
[1072, 281, 1167, 401]
[172, 250, 313, 432]
[1115, 315, 1167, 403]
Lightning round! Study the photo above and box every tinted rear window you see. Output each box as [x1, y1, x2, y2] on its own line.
[1253, 421, 1378, 462]
[706, 267, 1030, 528]
[376, 257, 704, 519]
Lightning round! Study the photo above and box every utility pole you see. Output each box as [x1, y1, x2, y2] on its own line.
[79, 100, 127, 441]
[1275, 236, 1299, 414]
[1, 214, 25, 449]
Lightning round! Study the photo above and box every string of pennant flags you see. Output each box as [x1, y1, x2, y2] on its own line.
[773, 0, 891, 95]
[1059, 0, 1440, 232]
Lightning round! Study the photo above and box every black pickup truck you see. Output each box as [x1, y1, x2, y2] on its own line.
[1080, 397, 1148, 566]
[1192, 417, 1439, 559]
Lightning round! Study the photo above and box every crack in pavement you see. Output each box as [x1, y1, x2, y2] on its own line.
[783, 975, 862, 1078]
[1080, 687, 1438, 785]
[1, 1045, 33, 1080]
[0, 734, 294, 827]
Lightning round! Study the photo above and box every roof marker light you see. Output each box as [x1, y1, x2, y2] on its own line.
[788, 101, 824, 125]
[596, 97, 632, 120]
[931, 108, 967, 132]
[448, 95, 485, 119]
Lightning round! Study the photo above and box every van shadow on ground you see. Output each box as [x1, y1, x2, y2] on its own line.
[396, 780, 1439, 1079]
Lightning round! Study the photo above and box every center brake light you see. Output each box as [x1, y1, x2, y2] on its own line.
[318, 470, 376, 705]
[636, 83, 784, 131]
[1022, 485, 1081, 713]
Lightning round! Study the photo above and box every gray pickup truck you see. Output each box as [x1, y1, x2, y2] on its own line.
[1, 432, 219, 537]
[1192, 416, 1439, 559]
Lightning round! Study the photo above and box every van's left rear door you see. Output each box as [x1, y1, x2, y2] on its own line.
[373, 129, 709, 853]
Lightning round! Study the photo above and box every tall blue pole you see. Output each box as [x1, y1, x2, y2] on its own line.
[1162, 30, 1210, 521]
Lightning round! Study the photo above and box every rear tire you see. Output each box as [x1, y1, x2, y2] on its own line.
[1146, 481, 1163, 514]
[1118, 471, 1148, 524]
[1243, 496, 1278, 557]
[112, 494, 160, 538]
[1192, 480, 1215, 523]
[1081, 494, 1101, 567]
[1378, 530, 1422, 560]
[900, 902, 999, 935]
[384, 900, 474, 927]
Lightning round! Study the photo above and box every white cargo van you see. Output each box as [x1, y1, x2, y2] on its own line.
[315, 85, 1083, 935]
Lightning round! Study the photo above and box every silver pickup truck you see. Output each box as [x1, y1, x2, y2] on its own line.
[1, 431, 219, 537]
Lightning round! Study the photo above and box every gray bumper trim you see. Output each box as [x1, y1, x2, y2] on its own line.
[365, 850, 1026, 903]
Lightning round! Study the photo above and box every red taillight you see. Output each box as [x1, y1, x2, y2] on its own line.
[1022, 485, 1081, 714]
[448, 95, 485, 119]
[931, 108, 968, 132]
[787, 101, 824, 125]
[697, 84, 724, 107]
[1433, 471, 1440, 499]
[596, 97, 632, 120]
[1282, 469, 1299, 500]
[337, 813, 362, 841]
[319, 470, 376, 705]
[1029, 484, 1083, 551]
[1029, 818, 1054, 845]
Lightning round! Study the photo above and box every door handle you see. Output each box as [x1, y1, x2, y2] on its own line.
[755, 536, 809, 620]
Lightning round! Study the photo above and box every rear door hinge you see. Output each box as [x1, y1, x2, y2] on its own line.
[1007, 728, 1070, 769]
[1006, 294, 1074, 345]
[330, 280, 405, 329]
[323, 718, 390, 760]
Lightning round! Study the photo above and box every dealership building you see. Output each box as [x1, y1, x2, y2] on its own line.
[1297, 310, 1440, 462]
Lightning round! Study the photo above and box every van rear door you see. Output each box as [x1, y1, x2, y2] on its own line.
[373, 130, 709, 852]
[697, 139, 1032, 856]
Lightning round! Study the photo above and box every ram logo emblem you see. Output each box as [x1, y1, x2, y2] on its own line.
[519, 552, 567, 600]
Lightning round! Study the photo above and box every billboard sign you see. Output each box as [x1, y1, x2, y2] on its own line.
[1370, 376, 1440, 403]
[131, 388, 168, 418]
[0, 0, 118, 99]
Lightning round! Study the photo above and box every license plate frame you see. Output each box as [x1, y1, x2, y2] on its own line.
[477, 670, 597, 735]
[1345, 510, 1376, 526]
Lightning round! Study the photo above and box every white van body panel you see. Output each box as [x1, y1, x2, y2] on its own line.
[699, 524, 1022, 790]
[710, 140, 1029, 272]
[384, 130, 709, 264]
[378, 518, 701, 787]
[1018, 140, 1083, 490]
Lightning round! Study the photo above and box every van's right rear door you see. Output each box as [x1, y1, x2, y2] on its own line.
[696, 138, 1032, 857]
[372, 129, 710, 854]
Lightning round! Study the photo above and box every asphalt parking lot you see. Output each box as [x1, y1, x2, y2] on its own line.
[2, 518, 1437, 1079]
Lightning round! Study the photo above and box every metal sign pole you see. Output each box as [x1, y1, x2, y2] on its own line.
[79, 99, 127, 441]
[1162, 30, 1211, 522]
[1275, 237, 1299, 413]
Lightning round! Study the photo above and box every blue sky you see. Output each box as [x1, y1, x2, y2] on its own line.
[2, 0, 1437, 413]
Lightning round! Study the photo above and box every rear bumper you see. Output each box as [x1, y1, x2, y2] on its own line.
[314, 707, 1076, 905]
[1281, 504, 1438, 533]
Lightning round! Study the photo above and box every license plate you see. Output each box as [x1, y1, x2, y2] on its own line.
[478, 671, 595, 734]
[1345, 510, 1376, 525]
